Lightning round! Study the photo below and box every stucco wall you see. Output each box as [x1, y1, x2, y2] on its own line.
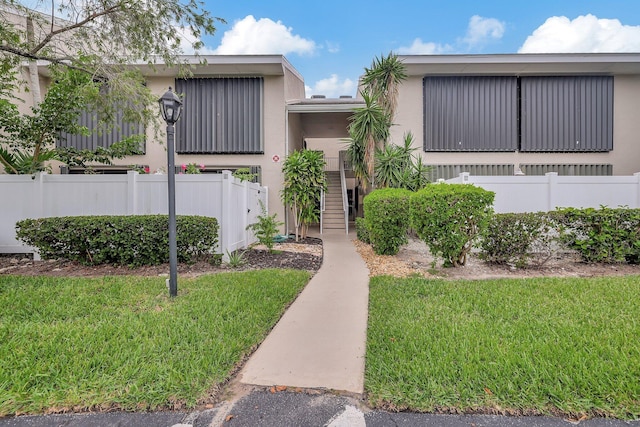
[393, 74, 640, 176]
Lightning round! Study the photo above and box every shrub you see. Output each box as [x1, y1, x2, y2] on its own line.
[553, 206, 640, 264]
[480, 212, 555, 268]
[364, 188, 413, 255]
[246, 202, 284, 252]
[16, 215, 218, 266]
[355, 216, 370, 244]
[410, 184, 494, 267]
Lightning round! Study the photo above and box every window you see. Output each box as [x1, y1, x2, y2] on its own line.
[423, 75, 613, 153]
[58, 109, 145, 152]
[520, 76, 613, 152]
[175, 77, 263, 154]
[423, 76, 518, 151]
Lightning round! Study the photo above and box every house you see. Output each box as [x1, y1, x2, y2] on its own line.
[7, 33, 640, 234]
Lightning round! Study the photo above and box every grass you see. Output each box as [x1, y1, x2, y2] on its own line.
[366, 275, 640, 419]
[0, 269, 310, 416]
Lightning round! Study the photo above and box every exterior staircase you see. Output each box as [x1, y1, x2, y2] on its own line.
[322, 171, 346, 230]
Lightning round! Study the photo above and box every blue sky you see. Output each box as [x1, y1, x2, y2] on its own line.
[189, 0, 640, 98]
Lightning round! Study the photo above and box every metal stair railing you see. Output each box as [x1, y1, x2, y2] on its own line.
[338, 151, 349, 234]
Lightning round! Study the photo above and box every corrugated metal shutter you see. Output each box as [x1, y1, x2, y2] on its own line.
[520, 164, 613, 176]
[423, 76, 517, 152]
[176, 78, 263, 154]
[521, 76, 613, 152]
[429, 164, 514, 180]
[58, 110, 144, 151]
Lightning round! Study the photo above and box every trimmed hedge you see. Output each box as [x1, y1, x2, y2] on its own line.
[480, 212, 555, 268]
[16, 215, 219, 266]
[363, 188, 413, 255]
[355, 217, 370, 244]
[553, 207, 640, 264]
[410, 184, 494, 266]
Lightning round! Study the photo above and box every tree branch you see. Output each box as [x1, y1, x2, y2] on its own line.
[30, 4, 122, 55]
[0, 44, 98, 76]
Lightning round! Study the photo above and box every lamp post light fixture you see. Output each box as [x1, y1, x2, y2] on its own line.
[158, 87, 183, 297]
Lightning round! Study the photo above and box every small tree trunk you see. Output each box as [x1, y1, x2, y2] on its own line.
[26, 16, 42, 107]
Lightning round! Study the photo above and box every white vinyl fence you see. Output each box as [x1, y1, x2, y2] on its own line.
[446, 172, 640, 213]
[1, 170, 268, 255]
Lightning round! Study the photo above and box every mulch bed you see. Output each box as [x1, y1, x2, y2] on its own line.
[0, 237, 323, 278]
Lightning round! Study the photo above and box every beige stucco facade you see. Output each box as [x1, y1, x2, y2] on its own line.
[392, 54, 640, 176]
[106, 56, 306, 224]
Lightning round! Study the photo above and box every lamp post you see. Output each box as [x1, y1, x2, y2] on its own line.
[158, 87, 183, 297]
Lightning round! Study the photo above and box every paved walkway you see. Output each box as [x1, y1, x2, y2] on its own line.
[239, 229, 369, 393]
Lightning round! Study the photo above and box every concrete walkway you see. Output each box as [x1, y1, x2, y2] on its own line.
[239, 229, 369, 394]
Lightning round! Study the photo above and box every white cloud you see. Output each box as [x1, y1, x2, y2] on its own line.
[463, 15, 505, 47]
[324, 41, 340, 54]
[397, 38, 452, 54]
[175, 26, 217, 55]
[305, 74, 355, 98]
[519, 14, 640, 53]
[214, 15, 316, 55]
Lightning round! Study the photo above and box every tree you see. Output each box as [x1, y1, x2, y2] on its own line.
[0, 0, 223, 173]
[346, 91, 389, 190]
[0, 66, 143, 174]
[281, 150, 327, 241]
[346, 52, 407, 190]
[360, 52, 407, 125]
[375, 132, 430, 191]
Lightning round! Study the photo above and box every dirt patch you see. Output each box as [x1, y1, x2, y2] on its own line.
[354, 237, 640, 280]
[0, 237, 323, 278]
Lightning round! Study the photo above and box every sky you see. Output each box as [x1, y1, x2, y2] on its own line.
[181, 0, 640, 98]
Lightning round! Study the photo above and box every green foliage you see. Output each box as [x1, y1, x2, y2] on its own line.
[1, 0, 223, 174]
[375, 132, 430, 191]
[480, 212, 556, 268]
[182, 163, 204, 174]
[355, 216, 371, 244]
[0, 270, 309, 415]
[0, 67, 143, 174]
[346, 91, 390, 190]
[554, 206, 640, 264]
[360, 52, 407, 121]
[2, 1, 223, 76]
[410, 184, 495, 267]
[281, 149, 327, 240]
[16, 215, 219, 266]
[247, 202, 284, 252]
[225, 250, 246, 268]
[364, 188, 413, 255]
[346, 52, 407, 191]
[0, 67, 94, 173]
[56, 136, 144, 170]
[233, 167, 258, 182]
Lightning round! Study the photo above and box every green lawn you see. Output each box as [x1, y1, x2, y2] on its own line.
[0, 270, 310, 416]
[366, 275, 640, 419]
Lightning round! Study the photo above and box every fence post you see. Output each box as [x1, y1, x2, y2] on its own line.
[546, 172, 558, 211]
[635, 172, 640, 208]
[240, 178, 249, 249]
[220, 170, 232, 260]
[127, 170, 138, 215]
[35, 172, 45, 219]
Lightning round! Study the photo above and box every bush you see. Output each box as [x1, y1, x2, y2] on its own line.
[553, 206, 640, 264]
[246, 201, 284, 252]
[364, 188, 413, 255]
[410, 184, 494, 267]
[480, 212, 555, 268]
[16, 215, 219, 266]
[355, 217, 370, 244]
